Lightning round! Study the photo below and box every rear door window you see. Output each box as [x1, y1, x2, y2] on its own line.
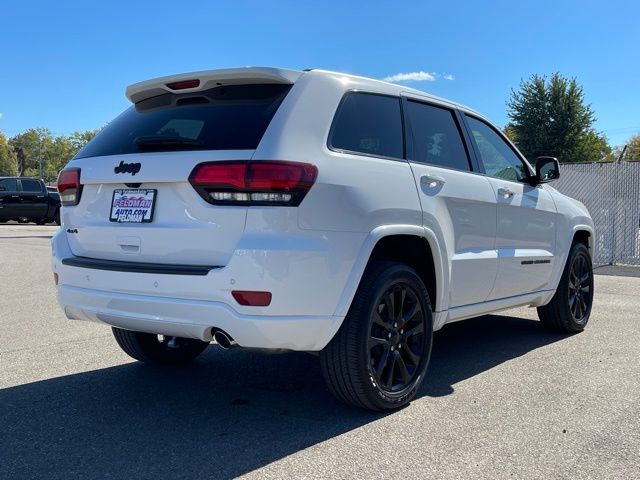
[329, 93, 403, 159]
[405, 100, 471, 171]
[75, 84, 292, 159]
[20, 179, 43, 192]
[0, 179, 18, 192]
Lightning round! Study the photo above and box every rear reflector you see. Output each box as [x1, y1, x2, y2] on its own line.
[189, 161, 317, 206]
[232, 290, 272, 306]
[57, 167, 82, 206]
[166, 79, 200, 90]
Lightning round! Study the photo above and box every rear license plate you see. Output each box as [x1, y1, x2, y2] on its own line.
[110, 189, 157, 223]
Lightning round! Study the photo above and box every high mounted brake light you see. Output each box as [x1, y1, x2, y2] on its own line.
[189, 161, 318, 206]
[166, 79, 200, 90]
[57, 168, 82, 206]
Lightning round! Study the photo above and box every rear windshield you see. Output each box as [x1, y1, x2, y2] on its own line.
[75, 83, 292, 159]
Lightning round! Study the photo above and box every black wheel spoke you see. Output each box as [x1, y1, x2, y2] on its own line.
[384, 352, 396, 388]
[374, 346, 390, 376]
[396, 354, 410, 384]
[372, 311, 391, 330]
[404, 322, 424, 338]
[569, 293, 578, 317]
[384, 292, 395, 320]
[368, 336, 388, 350]
[579, 297, 588, 318]
[398, 288, 406, 321]
[403, 344, 420, 365]
[401, 303, 421, 327]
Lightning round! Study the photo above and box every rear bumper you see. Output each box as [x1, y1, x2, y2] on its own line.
[58, 284, 341, 351]
[51, 222, 363, 351]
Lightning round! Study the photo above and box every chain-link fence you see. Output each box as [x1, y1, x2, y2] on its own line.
[553, 162, 640, 265]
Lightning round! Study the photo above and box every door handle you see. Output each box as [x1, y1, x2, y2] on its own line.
[497, 187, 515, 198]
[420, 174, 446, 187]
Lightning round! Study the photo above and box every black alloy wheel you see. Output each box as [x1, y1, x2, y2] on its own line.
[368, 284, 426, 393]
[320, 261, 433, 410]
[568, 251, 592, 324]
[538, 242, 594, 333]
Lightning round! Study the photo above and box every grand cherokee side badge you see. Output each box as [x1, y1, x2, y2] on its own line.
[114, 161, 141, 176]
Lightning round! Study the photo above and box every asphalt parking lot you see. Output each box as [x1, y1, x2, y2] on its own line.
[1, 224, 639, 479]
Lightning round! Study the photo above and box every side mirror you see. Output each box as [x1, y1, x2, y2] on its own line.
[535, 156, 560, 184]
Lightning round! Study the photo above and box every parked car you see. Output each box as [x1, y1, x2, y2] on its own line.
[51, 68, 595, 410]
[0, 177, 60, 225]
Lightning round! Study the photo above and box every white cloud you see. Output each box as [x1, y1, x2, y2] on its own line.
[443, 74, 455, 81]
[0, 113, 3, 120]
[383, 71, 436, 83]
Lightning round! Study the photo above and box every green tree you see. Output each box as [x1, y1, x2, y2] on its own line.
[624, 134, 640, 161]
[69, 129, 99, 150]
[503, 123, 517, 144]
[507, 73, 611, 162]
[0, 131, 17, 175]
[8, 128, 51, 177]
[7, 128, 98, 183]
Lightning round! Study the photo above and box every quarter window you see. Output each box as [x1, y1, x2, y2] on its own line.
[330, 93, 403, 159]
[405, 100, 471, 171]
[465, 116, 528, 182]
[21, 179, 43, 192]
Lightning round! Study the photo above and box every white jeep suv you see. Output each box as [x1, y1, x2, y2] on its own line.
[52, 67, 594, 410]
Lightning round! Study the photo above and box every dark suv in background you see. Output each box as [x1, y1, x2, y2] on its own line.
[0, 177, 60, 225]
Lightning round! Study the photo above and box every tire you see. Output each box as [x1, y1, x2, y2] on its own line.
[17, 217, 29, 224]
[112, 327, 210, 365]
[320, 261, 433, 411]
[35, 220, 46, 225]
[537, 242, 594, 333]
[54, 209, 60, 226]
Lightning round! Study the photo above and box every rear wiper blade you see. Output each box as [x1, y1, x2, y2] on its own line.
[134, 136, 205, 149]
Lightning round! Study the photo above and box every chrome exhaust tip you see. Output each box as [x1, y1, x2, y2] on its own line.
[213, 330, 237, 350]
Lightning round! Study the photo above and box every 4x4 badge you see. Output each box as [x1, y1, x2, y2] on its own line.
[114, 161, 141, 176]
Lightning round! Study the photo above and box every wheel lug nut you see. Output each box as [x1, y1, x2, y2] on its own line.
[398, 344, 402, 349]
[388, 333, 392, 338]
[394, 323, 398, 328]
[390, 346, 395, 351]
[400, 329, 404, 334]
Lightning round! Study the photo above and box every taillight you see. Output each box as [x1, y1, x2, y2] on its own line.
[57, 167, 82, 206]
[189, 161, 318, 206]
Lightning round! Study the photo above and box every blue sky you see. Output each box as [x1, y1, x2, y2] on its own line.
[1, 0, 638, 146]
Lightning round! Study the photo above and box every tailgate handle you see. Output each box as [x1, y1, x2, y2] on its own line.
[117, 236, 141, 254]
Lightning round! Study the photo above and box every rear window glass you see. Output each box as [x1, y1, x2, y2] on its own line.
[75, 84, 292, 159]
[329, 93, 403, 159]
[21, 179, 43, 192]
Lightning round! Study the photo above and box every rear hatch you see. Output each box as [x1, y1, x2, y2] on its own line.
[62, 72, 297, 266]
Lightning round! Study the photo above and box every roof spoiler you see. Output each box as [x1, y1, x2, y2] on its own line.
[125, 67, 303, 104]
